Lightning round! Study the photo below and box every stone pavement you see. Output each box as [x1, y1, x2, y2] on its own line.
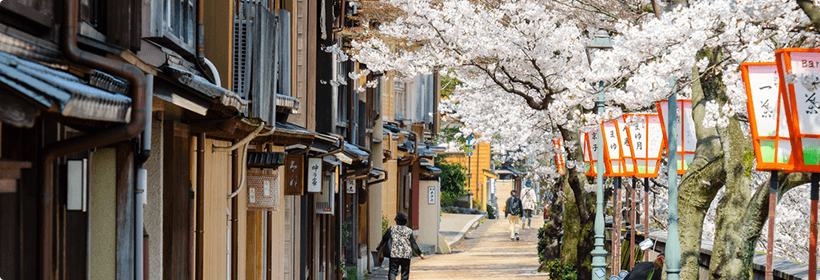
[368, 216, 547, 280]
[439, 213, 484, 247]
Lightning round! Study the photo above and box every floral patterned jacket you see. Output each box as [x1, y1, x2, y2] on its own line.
[378, 225, 422, 259]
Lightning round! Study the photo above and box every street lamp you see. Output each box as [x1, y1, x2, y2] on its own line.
[775, 48, 820, 280]
[656, 79, 684, 280]
[741, 62, 794, 280]
[623, 113, 667, 262]
[586, 29, 614, 280]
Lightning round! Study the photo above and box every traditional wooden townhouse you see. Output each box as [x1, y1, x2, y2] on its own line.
[0, 1, 152, 280]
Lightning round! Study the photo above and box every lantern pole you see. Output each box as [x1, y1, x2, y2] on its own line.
[613, 177, 622, 273]
[766, 171, 778, 280]
[644, 177, 650, 261]
[630, 177, 637, 269]
[812, 173, 819, 280]
[666, 77, 681, 280]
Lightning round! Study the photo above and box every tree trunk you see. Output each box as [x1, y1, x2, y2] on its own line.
[678, 64, 725, 280]
[541, 178, 565, 265]
[560, 126, 596, 280]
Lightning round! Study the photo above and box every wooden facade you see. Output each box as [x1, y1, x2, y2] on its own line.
[0, 1, 441, 280]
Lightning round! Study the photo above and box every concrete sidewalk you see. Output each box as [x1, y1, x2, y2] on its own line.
[368, 217, 546, 280]
[439, 213, 485, 247]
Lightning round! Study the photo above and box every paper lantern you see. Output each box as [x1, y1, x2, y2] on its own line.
[552, 139, 566, 175]
[624, 114, 666, 177]
[657, 99, 696, 174]
[602, 120, 634, 176]
[775, 48, 820, 172]
[581, 130, 607, 176]
[741, 62, 794, 171]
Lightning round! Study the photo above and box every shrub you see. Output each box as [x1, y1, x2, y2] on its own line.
[543, 259, 577, 280]
[437, 161, 467, 196]
[382, 215, 390, 235]
[486, 204, 496, 219]
[441, 191, 460, 207]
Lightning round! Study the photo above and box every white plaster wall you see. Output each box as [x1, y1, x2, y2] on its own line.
[417, 179, 439, 251]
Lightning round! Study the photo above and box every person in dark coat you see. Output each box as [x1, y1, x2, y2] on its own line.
[377, 212, 425, 280]
[505, 190, 524, 241]
[622, 255, 664, 280]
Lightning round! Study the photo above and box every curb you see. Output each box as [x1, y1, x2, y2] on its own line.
[446, 215, 485, 248]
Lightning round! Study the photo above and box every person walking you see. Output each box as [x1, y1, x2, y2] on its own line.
[505, 190, 524, 241]
[377, 212, 425, 280]
[521, 183, 537, 229]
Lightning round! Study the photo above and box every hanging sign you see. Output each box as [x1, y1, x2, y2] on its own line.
[552, 139, 565, 175]
[624, 113, 666, 177]
[307, 158, 323, 192]
[657, 99, 697, 174]
[247, 173, 280, 211]
[346, 180, 356, 194]
[316, 171, 335, 214]
[775, 48, 820, 172]
[284, 154, 304, 195]
[741, 62, 794, 171]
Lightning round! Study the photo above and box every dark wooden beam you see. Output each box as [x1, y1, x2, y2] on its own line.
[115, 141, 135, 279]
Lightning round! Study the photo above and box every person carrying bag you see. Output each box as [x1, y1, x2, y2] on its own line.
[377, 212, 426, 280]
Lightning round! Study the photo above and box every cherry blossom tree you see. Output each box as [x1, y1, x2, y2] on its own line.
[344, 0, 820, 278]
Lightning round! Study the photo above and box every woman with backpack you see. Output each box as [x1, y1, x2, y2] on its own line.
[377, 212, 426, 280]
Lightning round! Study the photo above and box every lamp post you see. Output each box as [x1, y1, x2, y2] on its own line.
[656, 79, 684, 280]
[586, 29, 614, 280]
[775, 48, 820, 280]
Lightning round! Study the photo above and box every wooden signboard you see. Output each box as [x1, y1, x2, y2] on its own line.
[284, 154, 305, 195]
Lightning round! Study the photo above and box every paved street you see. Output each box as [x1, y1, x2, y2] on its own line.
[370, 216, 547, 280]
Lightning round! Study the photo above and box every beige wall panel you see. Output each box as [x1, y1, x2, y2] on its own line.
[203, 138, 233, 280]
[203, 0, 234, 89]
[382, 160, 398, 226]
[269, 167, 286, 280]
[89, 148, 117, 280]
[496, 180, 514, 213]
[246, 211, 264, 280]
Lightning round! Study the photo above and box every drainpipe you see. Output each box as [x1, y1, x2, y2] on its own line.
[398, 131, 420, 166]
[340, 147, 373, 181]
[316, 135, 345, 158]
[40, 1, 147, 279]
[195, 0, 216, 84]
[195, 133, 206, 280]
[135, 74, 154, 280]
[366, 167, 388, 186]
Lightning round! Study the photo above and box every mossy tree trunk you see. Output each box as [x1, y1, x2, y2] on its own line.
[677, 63, 726, 280]
[558, 126, 597, 280]
[540, 177, 565, 264]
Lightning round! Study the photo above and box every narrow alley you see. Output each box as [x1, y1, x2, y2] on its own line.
[370, 217, 547, 280]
